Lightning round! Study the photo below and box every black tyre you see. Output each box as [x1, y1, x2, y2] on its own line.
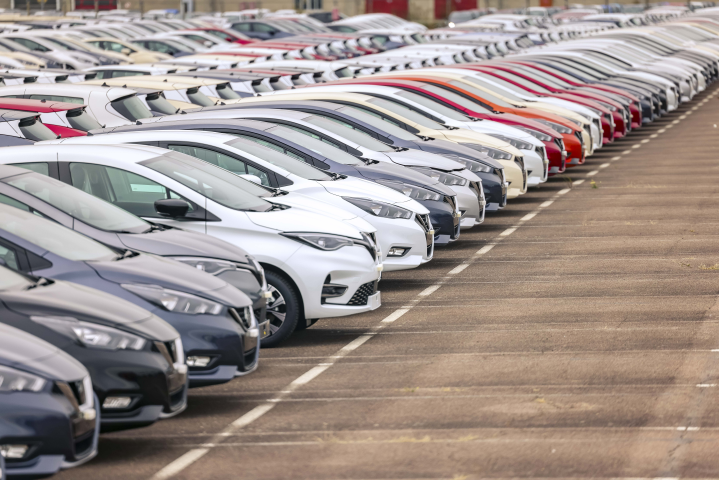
[261, 270, 301, 347]
[295, 318, 319, 331]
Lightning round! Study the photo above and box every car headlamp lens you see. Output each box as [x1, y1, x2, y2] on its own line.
[0, 365, 46, 393]
[409, 167, 468, 186]
[439, 154, 493, 173]
[169, 257, 237, 275]
[486, 134, 534, 151]
[533, 118, 573, 134]
[122, 284, 224, 315]
[375, 180, 442, 201]
[342, 197, 412, 219]
[31, 316, 147, 350]
[281, 233, 355, 251]
[516, 127, 553, 142]
[460, 143, 513, 160]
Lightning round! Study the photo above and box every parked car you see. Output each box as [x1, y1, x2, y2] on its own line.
[0, 320, 98, 478]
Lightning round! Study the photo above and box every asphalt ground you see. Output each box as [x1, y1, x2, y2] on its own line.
[59, 84, 719, 480]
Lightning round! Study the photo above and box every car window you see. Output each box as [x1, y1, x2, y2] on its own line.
[335, 106, 418, 141]
[185, 87, 215, 107]
[417, 84, 494, 115]
[252, 23, 278, 33]
[449, 80, 515, 108]
[232, 22, 252, 32]
[140, 152, 273, 212]
[0, 204, 118, 262]
[28, 94, 83, 104]
[366, 97, 447, 130]
[69, 162, 194, 219]
[11, 162, 49, 176]
[167, 144, 271, 186]
[65, 108, 102, 131]
[264, 125, 363, 166]
[226, 137, 332, 181]
[0, 241, 20, 270]
[111, 95, 153, 122]
[304, 115, 393, 152]
[491, 70, 552, 93]
[10, 38, 50, 52]
[4, 171, 150, 233]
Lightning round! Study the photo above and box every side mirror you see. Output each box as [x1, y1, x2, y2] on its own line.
[121, 47, 132, 55]
[155, 198, 190, 218]
[240, 174, 262, 184]
[0, 258, 7, 267]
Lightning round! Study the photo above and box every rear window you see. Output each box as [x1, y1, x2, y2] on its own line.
[66, 108, 102, 131]
[111, 95, 153, 122]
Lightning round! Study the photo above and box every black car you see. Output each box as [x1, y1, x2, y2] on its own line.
[0, 165, 268, 338]
[229, 20, 300, 40]
[88, 118, 461, 246]
[0, 265, 187, 432]
[0, 203, 259, 390]
[203, 99, 507, 210]
[0, 321, 98, 477]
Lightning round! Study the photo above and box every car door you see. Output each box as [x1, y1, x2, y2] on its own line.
[59, 160, 209, 234]
[158, 141, 278, 187]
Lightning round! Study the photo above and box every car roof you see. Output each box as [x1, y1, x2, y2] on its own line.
[10, 142, 169, 162]
[0, 83, 139, 102]
[0, 97, 86, 112]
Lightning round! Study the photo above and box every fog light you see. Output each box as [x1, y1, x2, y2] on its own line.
[387, 247, 407, 257]
[186, 356, 212, 367]
[1, 445, 28, 459]
[321, 284, 347, 298]
[103, 397, 131, 409]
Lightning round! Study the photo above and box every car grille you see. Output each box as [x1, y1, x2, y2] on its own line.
[415, 213, 432, 233]
[444, 195, 457, 213]
[67, 379, 88, 408]
[469, 181, 481, 198]
[229, 307, 252, 330]
[554, 137, 563, 150]
[514, 156, 524, 171]
[494, 168, 504, 183]
[347, 281, 378, 306]
[535, 146, 545, 160]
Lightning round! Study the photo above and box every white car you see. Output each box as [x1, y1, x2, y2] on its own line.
[0, 34, 99, 69]
[141, 108, 486, 230]
[46, 129, 435, 272]
[0, 143, 382, 345]
[0, 83, 152, 127]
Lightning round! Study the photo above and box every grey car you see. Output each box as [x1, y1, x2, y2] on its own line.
[0, 203, 260, 389]
[0, 164, 269, 332]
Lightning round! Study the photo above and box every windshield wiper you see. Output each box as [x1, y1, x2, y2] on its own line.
[271, 189, 289, 197]
[115, 249, 139, 261]
[392, 146, 409, 152]
[359, 157, 380, 165]
[25, 277, 53, 290]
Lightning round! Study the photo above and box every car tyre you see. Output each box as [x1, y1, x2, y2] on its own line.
[295, 318, 319, 330]
[261, 271, 300, 347]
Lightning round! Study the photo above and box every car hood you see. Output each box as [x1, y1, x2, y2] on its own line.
[0, 279, 179, 341]
[88, 253, 252, 307]
[0, 320, 87, 382]
[320, 176, 428, 214]
[418, 139, 504, 169]
[246, 205, 368, 239]
[118, 228, 251, 265]
[356, 163, 456, 196]
[382, 149, 466, 171]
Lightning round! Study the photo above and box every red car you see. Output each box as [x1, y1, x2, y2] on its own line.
[190, 27, 255, 45]
[0, 99, 89, 137]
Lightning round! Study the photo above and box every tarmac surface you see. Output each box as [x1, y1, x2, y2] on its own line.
[59, 84, 719, 480]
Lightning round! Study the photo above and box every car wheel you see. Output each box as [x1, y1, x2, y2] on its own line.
[262, 271, 300, 347]
[295, 318, 319, 331]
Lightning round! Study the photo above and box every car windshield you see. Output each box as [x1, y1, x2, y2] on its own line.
[65, 108, 102, 131]
[0, 263, 35, 291]
[0, 204, 119, 262]
[226, 137, 333, 181]
[304, 115, 394, 152]
[366, 97, 447, 130]
[449, 79, 515, 107]
[335, 106, 419, 141]
[140, 151, 274, 212]
[111, 94, 153, 122]
[39, 37, 70, 50]
[3, 171, 151, 233]
[396, 90, 470, 121]
[265, 125, 363, 166]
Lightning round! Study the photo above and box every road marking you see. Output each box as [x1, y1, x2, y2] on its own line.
[650, 134, 658, 139]
[586, 171, 598, 177]
[381, 308, 409, 323]
[612, 156, 621, 161]
[697, 384, 717, 388]
[520, 213, 537, 222]
[152, 449, 211, 480]
[641, 139, 650, 144]
[599, 163, 610, 169]
[573, 180, 585, 186]
[558, 188, 570, 195]
[476, 244, 495, 255]
[623, 150, 632, 154]
[448, 264, 469, 275]
[540, 200, 554, 208]
[500, 227, 517, 236]
[658, 129, 666, 133]
[632, 144, 641, 149]
[418, 284, 441, 296]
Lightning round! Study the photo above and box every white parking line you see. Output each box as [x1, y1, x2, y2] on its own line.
[381, 308, 409, 323]
[520, 213, 537, 222]
[573, 180, 585, 186]
[622, 150, 632, 154]
[641, 139, 650, 144]
[540, 200, 554, 207]
[558, 188, 571, 195]
[611, 156, 621, 161]
[448, 264, 469, 275]
[476, 244, 495, 255]
[418, 284, 441, 296]
[599, 163, 610, 169]
[500, 227, 517, 236]
[586, 171, 598, 177]
[632, 144, 641, 149]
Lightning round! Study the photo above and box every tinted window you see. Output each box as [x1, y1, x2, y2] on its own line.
[5, 171, 150, 233]
[111, 95, 153, 122]
[66, 108, 102, 131]
[226, 137, 332, 181]
[18, 117, 56, 142]
[167, 144, 270, 186]
[304, 115, 393, 152]
[264, 125, 362, 166]
[12, 162, 49, 176]
[335, 106, 418, 141]
[185, 87, 215, 107]
[449, 80, 514, 108]
[140, 152, 273, 212]
[0, 205, 117, 262]
[366, 97, 447, 130]
[28, 94, 83, 104]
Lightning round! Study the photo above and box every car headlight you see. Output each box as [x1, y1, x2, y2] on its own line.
[122, 284, 224, 315]
[375, 180, 443, 201]
[533, 118, 574, 134]
[409, 167, 468, 186]
[516, 127, 553, 142]
[342, 197, 412, 219]
[0, 365, 46, 392]
[562, 117, 584, 127]
[439, 154, 494, 173]
[281, 233, 356, 251]
[169, 257, 238, 275]
[486, 134, 534, 151]
[460, 143, 513, 160]
[31, 316, 147, 350]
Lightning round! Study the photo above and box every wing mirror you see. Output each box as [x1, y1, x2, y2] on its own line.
[155, 198, 190, 218]
[121, 47, 132, 55]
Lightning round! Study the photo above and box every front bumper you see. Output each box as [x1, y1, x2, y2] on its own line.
[522, 149, 548, 187]
[362, 213, 432, 272]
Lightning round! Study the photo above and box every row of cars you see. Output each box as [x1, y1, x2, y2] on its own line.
[1, 7, 718, 479]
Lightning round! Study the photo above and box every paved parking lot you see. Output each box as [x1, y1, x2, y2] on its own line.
[60, 85, 719, 480]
